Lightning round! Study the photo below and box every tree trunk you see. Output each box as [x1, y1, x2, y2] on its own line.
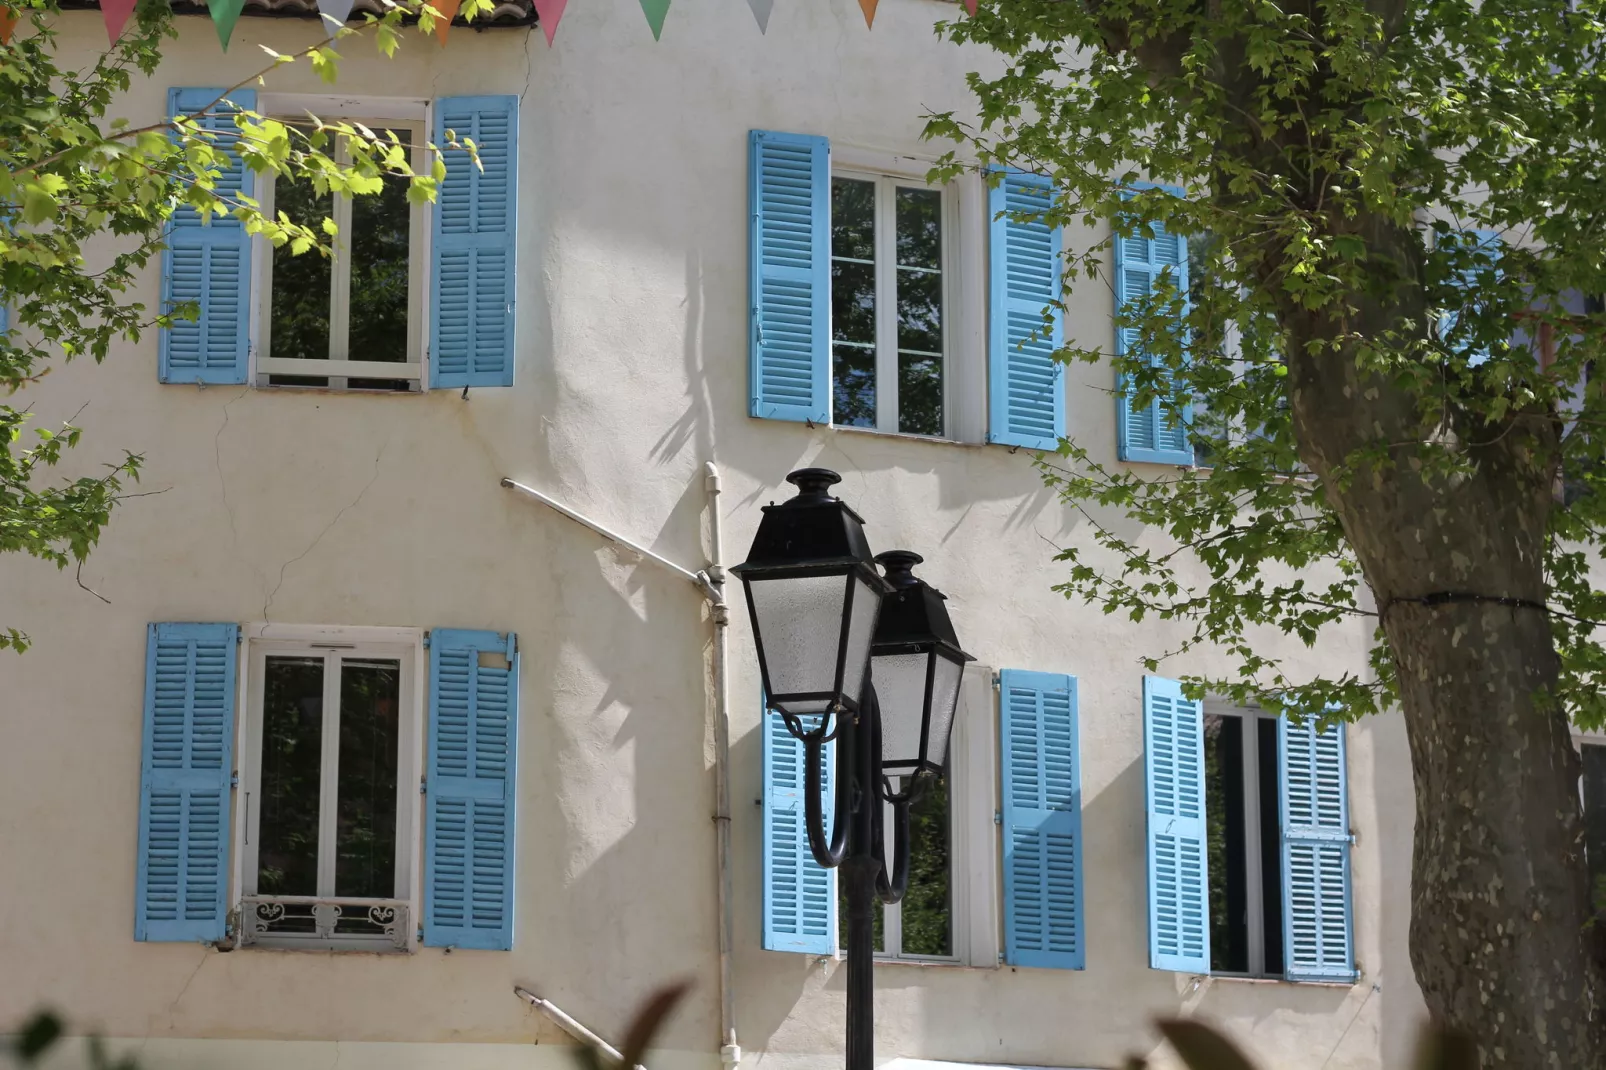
[1283, 235, 1606, 1064]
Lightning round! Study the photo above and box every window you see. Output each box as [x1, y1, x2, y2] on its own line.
[840, 774, 956, 960]
[239, 629, 420, 950]
[256, 114, 428, 390]
[1203, 707, 1285, 977]
[1580, 742, 1606, 919]
[830, 173, 947, 437]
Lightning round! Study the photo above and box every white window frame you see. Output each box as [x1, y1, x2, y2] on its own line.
[868, 663, 999, 968]
[829, 146, 986, 443]
[251, 95, 432, 390]
[231, 623, 426, 951]
[1202, 698, 1284, 979]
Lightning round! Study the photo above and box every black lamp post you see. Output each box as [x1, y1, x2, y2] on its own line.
[732, 469, 973, 1070]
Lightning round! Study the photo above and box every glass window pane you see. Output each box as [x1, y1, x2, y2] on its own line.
[831, 177, 876, 263]
[833, 343, 876, 429]
[335, 659, 401, 899]
[900, 775, 952, 957]
[895, 186, 941, 270]
[895, 187, 943, 436]
[347, 130, 413, 364]
[1583, 744, 1606, 919]
[258, 656, 324, 897]
[269, 167, 333, 362]
[1257, 717, 1285, 975]
[1204, 713, 1248, 972]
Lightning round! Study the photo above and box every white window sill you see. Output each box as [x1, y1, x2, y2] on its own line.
[831, 423, 984, 449]
[1197, 972, 1359, 989]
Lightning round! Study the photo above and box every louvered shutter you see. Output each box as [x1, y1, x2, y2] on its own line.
[1143, 675, 1210, 972]
[135, 622, 238, 942]
[748, 130, 830, 424]
[1441, 229, 1502, 368]
[1115, 197, 1193, 464]
[158, 88, 255, 385]
[423, 628, 519, 950]
[999, 670, 1084, 969]
[987, 171, 1065, 450]
[431, 96, 518, 389]
[762, 709, 836, 953]
[1279, 716, 1356, 981]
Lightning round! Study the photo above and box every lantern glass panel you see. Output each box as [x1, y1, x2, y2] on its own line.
[874, 651, 932, 772]
[924, 653, 965, 773]
[840, 573, 883, 711]
[749, 572, 851, 715]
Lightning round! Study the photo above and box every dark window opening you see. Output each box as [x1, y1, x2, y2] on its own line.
[1204, 708, 1285, 977]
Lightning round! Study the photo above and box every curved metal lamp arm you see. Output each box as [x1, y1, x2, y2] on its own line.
[873, 796, 911, 904]
[803, 720, 852, 869]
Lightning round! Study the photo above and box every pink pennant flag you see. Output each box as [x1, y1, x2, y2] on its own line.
[857, 0, 876, 28]
[962, 0, 976, 12]
[432, 0, 461, 44]
[532, 0, 565, 45]
[100, 0, 137, 43]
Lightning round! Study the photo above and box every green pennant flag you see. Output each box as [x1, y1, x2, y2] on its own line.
[639, 0, 669, 39]
[209, 0, 247, 49]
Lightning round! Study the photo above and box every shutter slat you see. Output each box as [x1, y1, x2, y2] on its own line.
[158, 89, 254, 385]
[424, 628, 518, 950]
[749, 131, 830, 423]
[1144, 675, 1210, 972]
[135, 622, 238, 942]
[1000, 669, 1084, 969]
[988, 171, 1065, 450]
[1115, 190, 1193, 464]
[762, 708, 836, 953]
[431, 97, 518, 389]
[1279, 717, 1356, 981]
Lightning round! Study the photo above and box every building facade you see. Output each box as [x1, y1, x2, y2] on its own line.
[0, 2, 1430, 1068]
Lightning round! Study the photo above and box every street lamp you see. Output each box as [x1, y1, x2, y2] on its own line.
[733, 469, 973, 1070]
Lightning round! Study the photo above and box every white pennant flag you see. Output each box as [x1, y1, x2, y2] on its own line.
[745, 0, 772, 32]
[318, 0, 356, 36]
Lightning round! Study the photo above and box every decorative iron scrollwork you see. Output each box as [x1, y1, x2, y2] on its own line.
[238, 897, 409, 951]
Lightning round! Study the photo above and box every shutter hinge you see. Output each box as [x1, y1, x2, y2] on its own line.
[993, 810, 1002, 825]
[992, 672, 1001, 690]
[230, 772, 239, 788]
[236, 632, 244, 644]
[423, 631, 431, 649]
[420, 776, 428, 795]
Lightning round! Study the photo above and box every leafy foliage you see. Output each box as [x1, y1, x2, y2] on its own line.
[926, 0, 1606, 726]
[0, 0, 486, 650]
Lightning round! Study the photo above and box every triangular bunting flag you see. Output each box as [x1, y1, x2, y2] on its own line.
[0, 6, 17, 44]
[432, 0, 461, 44]
[532, 0, 565, 45]
[317, 0, 355, 37]
[744, 0, 771, 32]
[858, 0, 876, 28]
[208, 0, 247, 49]
[638, 0, 668, 39]
[100, 0, 137, 43]
[962, 0, 977, 12]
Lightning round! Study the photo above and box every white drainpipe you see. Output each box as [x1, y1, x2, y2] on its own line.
[501, 467, 740, 1070]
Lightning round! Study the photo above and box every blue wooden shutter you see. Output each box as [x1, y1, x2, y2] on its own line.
[748, 130, 830, 424]
[1115, 199, 1193, 464]
[1279, 716, 1356, 981]
[431, 96, 518, 389]
[1143, 675, 1210, 972]
[987, 171, 1065, 450]
[999, 669, 1084, 969]
[135, 622, 238, 942]
[1442, 229, 1502, 367]
[423, 628, 519, 950]
[762, 708, 836, 953]
[158, 88, 254, 385]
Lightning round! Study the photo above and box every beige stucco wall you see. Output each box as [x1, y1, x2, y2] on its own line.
[0, 1, 1427, 1067]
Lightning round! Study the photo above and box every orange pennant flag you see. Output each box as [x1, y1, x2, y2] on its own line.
[0, 5, 19, 44]
[858, 0, 877, 27]
[433, 0, 461, 43]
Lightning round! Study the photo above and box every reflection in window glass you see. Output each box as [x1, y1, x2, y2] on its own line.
[336, 660, 401, 899]
[895, 187, 943, 436]
[901, 773, 952, 956]
[831, 177, 877, 428]
[270, 170, 333, 363]
[259, 657, 324, 898]
[348, 131, 412, 366]
[1583, 744, 1606, 918]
